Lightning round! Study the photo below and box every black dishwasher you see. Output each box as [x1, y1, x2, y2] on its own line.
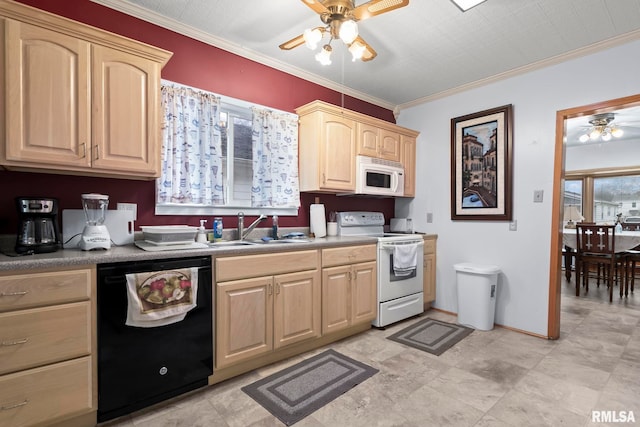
[97, 256, 213, 422]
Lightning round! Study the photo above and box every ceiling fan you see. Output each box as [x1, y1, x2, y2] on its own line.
[279, 0, 410, 64]
[578, 113, 624, 143]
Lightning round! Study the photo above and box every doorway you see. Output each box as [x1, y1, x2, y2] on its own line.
[547, 93, 640, 338]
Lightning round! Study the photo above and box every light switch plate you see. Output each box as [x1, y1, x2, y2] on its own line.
[533, 190, 544, 203]
[426, 212, 433, 223]
[509, 220, 517, 231]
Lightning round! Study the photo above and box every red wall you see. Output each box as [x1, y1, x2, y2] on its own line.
[0, 0, 395, 235]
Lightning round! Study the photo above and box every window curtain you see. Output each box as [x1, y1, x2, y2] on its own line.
[251, 108, 300, 208]
[157, 84, 224, 205]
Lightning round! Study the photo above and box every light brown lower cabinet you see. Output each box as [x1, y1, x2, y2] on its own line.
[321, 244, 377, 334]
[215, 251, 321, 369]
[423, 235, 438, 307]
[0, 266, 96, 427]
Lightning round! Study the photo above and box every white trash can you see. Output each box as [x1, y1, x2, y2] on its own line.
[454, 263, 501, 330]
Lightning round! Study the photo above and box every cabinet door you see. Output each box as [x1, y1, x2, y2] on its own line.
[273, 270, 321, 349]
[5, 20, 91, 168]
[216, 277, 273, 368]
[357, 122, 379, 158]
[351, 261, 377, 325]
[400, 134, 416, 197]
[321, 265, 351, 334]
[379, 129, 401, 162]
[423, 253, 436, 304]
[92, 45, 160, 176]
[320, 113, 356, 191]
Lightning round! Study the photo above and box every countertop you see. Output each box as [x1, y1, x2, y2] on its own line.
[0, 235, 380, 272]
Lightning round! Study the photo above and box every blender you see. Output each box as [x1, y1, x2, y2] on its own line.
[80, 193, 111, 250]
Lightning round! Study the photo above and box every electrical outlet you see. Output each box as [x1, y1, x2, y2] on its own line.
[117, 203, 137, 220]
[509, 220, 517, 231]
[426, 212, 433, 223]
[533, 190, 544, 203]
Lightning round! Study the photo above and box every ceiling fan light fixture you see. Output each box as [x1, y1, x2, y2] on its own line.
[315, 44, 332, 65]
[611, 127, 624, 138]
[450, 0, 488, 12]
[304, 27, 323, 50]
[348, 40, 366, 61]
[601, 131, 612, 142]
[579, 134, 590, 143]
[589, 127, 602, 140]
[339, 19, 358, 44]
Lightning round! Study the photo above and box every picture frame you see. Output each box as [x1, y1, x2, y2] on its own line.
[451, 104, 513, 221]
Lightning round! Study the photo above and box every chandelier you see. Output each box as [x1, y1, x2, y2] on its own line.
[579, 113, 624, 143]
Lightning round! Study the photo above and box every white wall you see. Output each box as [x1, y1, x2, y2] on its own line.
[395, 39, 640, 336]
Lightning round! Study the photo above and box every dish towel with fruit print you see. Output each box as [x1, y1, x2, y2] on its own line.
[125, 267, 199, 327]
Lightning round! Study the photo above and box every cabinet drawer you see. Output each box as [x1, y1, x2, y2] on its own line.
[0, 302, 91, 375]
[322, 245, 376, 267]
[0, 357, 93, 427]
[423, 238, 436, 254]
[216, 250, 319, 282]
[0, 268, 92, 312]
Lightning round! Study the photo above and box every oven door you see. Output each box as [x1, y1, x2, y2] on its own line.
[378, 241, 424, 302]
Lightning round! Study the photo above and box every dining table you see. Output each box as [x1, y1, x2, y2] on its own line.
[562, 228, 640, 282]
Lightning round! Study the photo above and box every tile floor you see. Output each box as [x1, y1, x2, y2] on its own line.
[101, 276, 640, 427]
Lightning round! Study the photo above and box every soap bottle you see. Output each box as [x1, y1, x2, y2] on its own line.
[196, 219, 208, 243]
[272, 215, 279, 240]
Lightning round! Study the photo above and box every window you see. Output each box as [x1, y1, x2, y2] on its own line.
[563, 179, 583, 218]
[156, 82, 300, 216]
[220, 107, 253, 207]
[593, 175, 640, 223]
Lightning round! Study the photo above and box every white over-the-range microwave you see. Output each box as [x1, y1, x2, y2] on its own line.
[354, 155, 405, 197]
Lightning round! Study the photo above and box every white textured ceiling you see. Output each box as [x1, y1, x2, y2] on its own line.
[92, 0, 640, 112]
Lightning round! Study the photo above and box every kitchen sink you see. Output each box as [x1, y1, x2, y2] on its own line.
[248, 238, 313, 244]
[208, 240, 257, 247]
[208, 238, 313, 247]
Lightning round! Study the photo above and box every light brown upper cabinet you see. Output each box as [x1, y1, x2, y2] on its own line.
[297, 100, 419, 195]
[297, 106, 357, 192]
[0, 1, 172, 179]
[357, 122, 401, 162]
[401, 134, 417, 197]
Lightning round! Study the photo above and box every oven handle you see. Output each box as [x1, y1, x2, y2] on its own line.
[380, 241, 424, 250]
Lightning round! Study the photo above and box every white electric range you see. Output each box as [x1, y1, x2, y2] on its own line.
[336, 211, 424, 327]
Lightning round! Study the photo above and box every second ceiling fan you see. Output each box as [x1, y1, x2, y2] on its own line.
[279, 0, 409, 64]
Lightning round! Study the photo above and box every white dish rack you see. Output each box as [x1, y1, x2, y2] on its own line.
[140, 225, 198, 245]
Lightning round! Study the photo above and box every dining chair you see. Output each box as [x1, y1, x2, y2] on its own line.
[624, 248, 640, 297]
[575, 223, 625, 302]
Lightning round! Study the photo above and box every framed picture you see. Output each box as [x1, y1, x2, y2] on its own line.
[451, 104, 513, 221]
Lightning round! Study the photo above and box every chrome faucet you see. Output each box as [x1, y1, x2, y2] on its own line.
[237, 213, 267, 240]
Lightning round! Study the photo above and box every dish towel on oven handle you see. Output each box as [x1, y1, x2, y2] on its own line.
[125, 267, 199, 328]
[393, 243, 418, 277]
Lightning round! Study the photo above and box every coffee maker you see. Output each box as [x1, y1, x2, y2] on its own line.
[15, 197, 61, 254]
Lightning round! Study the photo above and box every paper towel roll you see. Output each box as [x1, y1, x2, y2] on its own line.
[310, 204, 327, 237]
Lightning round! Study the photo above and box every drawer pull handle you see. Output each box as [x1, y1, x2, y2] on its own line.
[0, 290, 29, 297]
[1, 400, 29, 411]
[1, 338, 29, 346]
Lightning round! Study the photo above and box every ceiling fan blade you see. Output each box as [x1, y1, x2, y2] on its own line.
[300, 0, 330, 15]
[354, 36, 377, 61]
[279, 33, 306, 50]
[352, 0, 409, 21]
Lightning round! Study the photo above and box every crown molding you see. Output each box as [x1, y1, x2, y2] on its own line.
[90, 0, 640, 116]
[90, 0, 395, 111]
[397, 28, 640, 112]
